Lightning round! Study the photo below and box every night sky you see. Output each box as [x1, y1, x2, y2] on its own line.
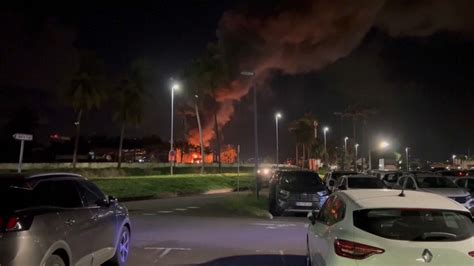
[1, 1, 473, 162]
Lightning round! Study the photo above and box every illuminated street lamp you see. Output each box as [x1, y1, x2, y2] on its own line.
[323, 127, 329, 153]
[275, 112, 282, 168]
[368, 140, 390, 170]
[355, 143, 359, 171]
[344, 137, 349, 153]
[344, 136, 349, 170]
[170, 82, 179, 175]
[452, 154, 456, 167]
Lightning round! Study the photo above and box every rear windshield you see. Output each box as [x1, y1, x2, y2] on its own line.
[0, 183, 33, 213]
[280, 172, 323, 187]
[415, 177, 458, 188]
[354, 209, 473, 241]
[348, 178, 385, 188]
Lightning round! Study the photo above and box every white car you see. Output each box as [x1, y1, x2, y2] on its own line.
[306, 189, 474, 266]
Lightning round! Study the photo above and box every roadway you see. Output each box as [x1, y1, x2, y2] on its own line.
[125, 193, 308, 265]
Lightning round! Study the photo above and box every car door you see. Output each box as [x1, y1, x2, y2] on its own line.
[50, 180, 96, 266]
[75, 180, 117, 264]
[308, 195, 346, 266]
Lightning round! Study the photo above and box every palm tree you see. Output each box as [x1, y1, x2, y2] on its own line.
[114, 59, 151, 168]
[189, 43, 230, 172]
[289, 113, 318, 167]
[65, 51, 106, 168]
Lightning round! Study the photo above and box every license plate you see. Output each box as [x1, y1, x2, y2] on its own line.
[296, 202, 312, 207]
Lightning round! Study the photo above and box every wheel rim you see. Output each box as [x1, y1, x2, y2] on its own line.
[119, 229, 130, 263]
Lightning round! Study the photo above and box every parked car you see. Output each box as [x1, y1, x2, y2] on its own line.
[306, 189, 474, 266]
[333, 175, 386, 192]
[377, 171, 404, 188]
[395, 174, 473, 210]
[268, 170, 329, 216]
[322, 171, 357, 191]
[0, 173, 131, 266]
[437, 170, 468, 178]
[454, 177, 474, 196]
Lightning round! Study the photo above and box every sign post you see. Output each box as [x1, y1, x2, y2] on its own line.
[13, 133, 33, 173]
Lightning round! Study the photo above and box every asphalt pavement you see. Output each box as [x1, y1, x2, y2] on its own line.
[125, 193, 308, 265]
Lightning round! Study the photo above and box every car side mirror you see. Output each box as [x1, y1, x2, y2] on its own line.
[96, 198, 110, 207]
[307, 210, 317, 225]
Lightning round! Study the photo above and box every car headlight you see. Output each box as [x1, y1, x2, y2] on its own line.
[317, 191, 329, 197]
[263, 168, 270, 175]
[279, 189, 290, 198]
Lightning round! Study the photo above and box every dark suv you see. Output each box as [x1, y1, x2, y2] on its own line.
[268, 170, 329, 216]
[0, 173, 131, 266]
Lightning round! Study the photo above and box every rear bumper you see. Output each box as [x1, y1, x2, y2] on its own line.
[0, 232, 45, 266]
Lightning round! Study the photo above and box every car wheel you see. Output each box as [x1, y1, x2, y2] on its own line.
[45, 254, 66, 266]
[106, 226, 130, 266]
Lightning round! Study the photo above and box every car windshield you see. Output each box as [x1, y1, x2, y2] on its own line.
[280, 172, 323, 187]
[415, 177, 458, 188]
[348, 177, 385, 189]
[354, 209, 473, 241]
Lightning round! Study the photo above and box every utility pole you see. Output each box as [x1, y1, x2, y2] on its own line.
[241, 71, 259, 199]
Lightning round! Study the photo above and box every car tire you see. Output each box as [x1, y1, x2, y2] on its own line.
[45, 254, 66, 266]
[106, 226, 130, 266]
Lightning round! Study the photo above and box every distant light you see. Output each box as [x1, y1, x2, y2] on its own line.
[241, 71, 255, 76]
[452, 155, 456, 159]
[172, 83, 180, 90]
[344, 137, 349, 141]
[275, 112, 282, 119]
[355, 143, 359, 148]
[324, 127, 329, 132]
[379, 141, 390, 149]
[405, 147, 410, 152]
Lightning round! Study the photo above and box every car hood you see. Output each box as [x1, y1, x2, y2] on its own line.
[420, 188, 469, 197]
[281, 185, 327, 193]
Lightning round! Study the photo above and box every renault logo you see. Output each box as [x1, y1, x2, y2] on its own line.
[422, 249, 433, 263]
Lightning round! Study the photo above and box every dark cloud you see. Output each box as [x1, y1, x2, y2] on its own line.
[0, 11, 78, 91]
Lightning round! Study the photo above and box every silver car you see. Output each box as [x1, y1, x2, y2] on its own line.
[396, 174, 474, 210]
[0, 173, 131, 266]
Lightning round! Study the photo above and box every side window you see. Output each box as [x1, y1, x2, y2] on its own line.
[456, 179, 467, 187]
[317, 196, 345, 225]
[405, 178, 416, 190]
[34, 180, 82, 208]
[398, 176, 406, 186]
[76, 181, 106, 207]
[467, 180, 474, 190]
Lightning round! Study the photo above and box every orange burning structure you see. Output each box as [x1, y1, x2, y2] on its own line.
[175, 144, 237, 164]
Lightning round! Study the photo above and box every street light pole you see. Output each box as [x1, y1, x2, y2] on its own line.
[241, 71, 259, 199]
[275, 113, 282, 168]
[405, 147, 410, 171]
[323, 127, 329, 167]
[170, 83, 179, 175]
[452, 155, 456, 168]
[344, 136, 349, 170]
[355, 143, 359, 172]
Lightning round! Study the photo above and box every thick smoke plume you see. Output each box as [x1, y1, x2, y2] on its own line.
[190, 0, 474, 146]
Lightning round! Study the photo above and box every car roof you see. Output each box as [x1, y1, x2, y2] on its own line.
[339, 189, 467, 212]
[0, 172, 85, 184]
[345, 175, 378, 178]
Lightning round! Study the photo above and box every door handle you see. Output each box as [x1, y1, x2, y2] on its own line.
[64, 219, 76, 226]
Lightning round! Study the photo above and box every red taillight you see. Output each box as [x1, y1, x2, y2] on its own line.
[469, 251, 474, 257]
[334, 239, 385, 260]
[2, 215, 33, 232]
